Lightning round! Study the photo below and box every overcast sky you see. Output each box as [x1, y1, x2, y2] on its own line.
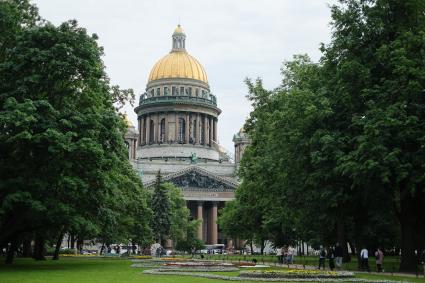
[33, 0, 334, 153]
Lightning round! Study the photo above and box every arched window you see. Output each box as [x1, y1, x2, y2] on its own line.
[160, 118, 165, 142]
[149, 120, 154, 143]
[178, 118, 185, 143]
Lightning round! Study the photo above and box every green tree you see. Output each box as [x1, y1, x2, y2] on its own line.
[322, 0, 425, 271]
[150, 172, 172, 246]
[0, 0, 151, 263]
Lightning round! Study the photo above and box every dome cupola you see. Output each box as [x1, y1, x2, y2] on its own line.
[172, 24, 186, 51]
[135, 25, 222, 162]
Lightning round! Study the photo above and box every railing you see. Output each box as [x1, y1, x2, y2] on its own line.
[139, 95, 217, 107]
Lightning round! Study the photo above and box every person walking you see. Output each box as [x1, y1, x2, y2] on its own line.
[420, 249, 425, 277]
[335, 243, 343, 269]
[276, 247, 282, 264]
[287, 246, 294, 264]
[328, 246, 336, 271]
[375, 248, 384, 272]
[360, 247, 370, 272]
[283, 245, 289, 264]
[318, 246, 326, 270]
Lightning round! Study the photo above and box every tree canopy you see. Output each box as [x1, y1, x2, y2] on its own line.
[0, 0, 151, 263]
[219, 0, 425, 272]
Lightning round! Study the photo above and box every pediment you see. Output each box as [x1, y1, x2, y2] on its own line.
[144, 166, 238, 192]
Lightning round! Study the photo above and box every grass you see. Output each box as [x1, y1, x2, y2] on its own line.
[0, 257, 424, 283]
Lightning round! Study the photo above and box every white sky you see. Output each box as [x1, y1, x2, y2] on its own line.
[32, 0, 334, 153]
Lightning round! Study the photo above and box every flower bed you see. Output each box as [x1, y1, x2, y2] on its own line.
[156, 266, 239, 272]
[232, 261, 256, 267]
[240, 269, 354, 279]
[59, 254, 97, 257]
[129, 255, 152, 260]
[160, 257, 187, 261]
[164, 261, 234, 267]
[142, 269, 403, 282]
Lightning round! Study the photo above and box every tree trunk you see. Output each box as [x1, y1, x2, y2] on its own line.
[22, 237, 32, 257]
[70, 234, 75, 249]
[132, 241, 137, 255]
[399, 192, 418, 272]
[5, 240, 17, 264]
[348, 241, 356, 256]
[337, 219, 350, 262]
[33, 235, 46, 261]
[100, 243, 105, 255]
[260, 239, 265, 255]
[77, 238, 83, 254]
[52, 229, 65, 260]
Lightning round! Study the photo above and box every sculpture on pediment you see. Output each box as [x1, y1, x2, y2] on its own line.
[169, 170, 234, 192]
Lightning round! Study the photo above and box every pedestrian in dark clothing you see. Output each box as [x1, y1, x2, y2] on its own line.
[328, 247, 335, 271]
[335, 243, 343, 269]
[421, 249, 425, 277]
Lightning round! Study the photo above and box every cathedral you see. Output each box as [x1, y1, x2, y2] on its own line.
[125, 25, 250, 247]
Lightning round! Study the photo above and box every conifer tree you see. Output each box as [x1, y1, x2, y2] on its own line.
[151, 171, 172, 246]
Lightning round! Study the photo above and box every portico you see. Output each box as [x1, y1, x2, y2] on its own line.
[143, 166, 238, 245]
[188, 200, 220, 244]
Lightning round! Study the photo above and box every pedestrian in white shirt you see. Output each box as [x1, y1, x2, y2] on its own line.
[360, 247, 370, 272]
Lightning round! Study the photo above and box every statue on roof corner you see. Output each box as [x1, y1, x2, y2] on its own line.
[190, 152, 197, 164]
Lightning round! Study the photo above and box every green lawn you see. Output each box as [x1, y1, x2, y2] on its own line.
[0, 257, 424, 283]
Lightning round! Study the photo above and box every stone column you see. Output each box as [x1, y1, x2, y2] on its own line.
[146, 114, 151, 144]
[137, 117, 141, 145]
[140, 116, 145, 145]
[214, 118, 217, 143]
[175, 112, 179, 143]
[197, 201, 203, 241]
[211, 202, 218, 244]
[165, 112, 169, 143]
[156, 113, 160, 142]
[209, 117, 213, 146]
[133, 140, 136, 159]
[203, 115, 208, 145]
[196, 113, 200, 144]
[185, 112, 189, 144]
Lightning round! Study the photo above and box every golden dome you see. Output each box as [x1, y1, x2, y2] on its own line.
[148, 51, 208, 84]
[148, 25, 208, 84]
